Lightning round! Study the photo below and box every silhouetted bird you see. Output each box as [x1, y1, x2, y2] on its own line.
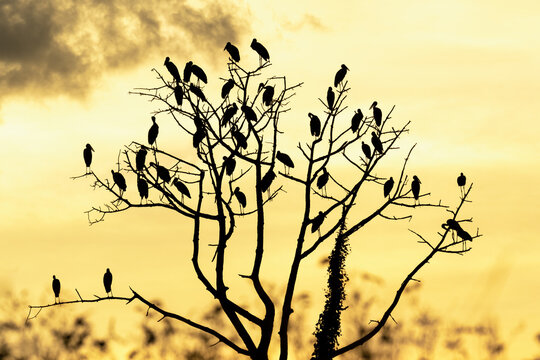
[262, 86, 274, 106]
[183, 61, 192, 82]
[137, 175, 148, 202]
[311, 211, 325, 234]
[232, 128, 248, 150]
[457, 172, 466, 196]
[164, 57, 181, 84]
[370, 101, 382, 127]
[172, 178, 191, 201]
[223, 155, 236, 176]
[103, 268, 113, 297]
[52, 275, 60, 304]
[234, 187, 247, 212]
[251, 38, 270, 62]
[327, 87, 335, 110]
[411, 175, 421, 201]
[224, 42, 240, 62]
[308, 113, 321, 137]
[83, 143, 94, 173]
[351, 109, 363, 133]
[260, 169, 276, 193]
[317, 168, 329, 190]
[150, 162, 171, 183]
[189, 62, 207, 84]
[190, 84, 206, 102]
[174, 85, 183, 107]
[456, 228, 472, 241]
[221, 79, 235, 99]
[193, 115, 204, 130]
[241, 104, 257, 122]
[111, 170, 127, 195]
[193, 129, 205, 148]
[371, 131, 383, 154]
[221, 103, 238, 127]
[276, 151, 294, 173]
[383, 177, 394, 197]
[361, 141, 372, 160]
[148, 116, 159, 146]
[334, 64, 349, 87]
[136, 147, 147, 172]
[444, 219, 463, 232]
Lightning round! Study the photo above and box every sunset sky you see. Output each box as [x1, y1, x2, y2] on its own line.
[1, 0, 539, 358]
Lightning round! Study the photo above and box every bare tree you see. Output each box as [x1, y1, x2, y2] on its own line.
[29, 42, 481, 359]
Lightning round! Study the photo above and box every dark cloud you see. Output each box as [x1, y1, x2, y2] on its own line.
[0, 0, 249, 102]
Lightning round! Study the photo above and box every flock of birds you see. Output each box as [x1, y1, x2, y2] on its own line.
[76, 40, 473, 284]
[51, 268, 113, 304]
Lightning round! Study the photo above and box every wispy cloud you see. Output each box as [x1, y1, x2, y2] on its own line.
[0, 0, 249, 103]
[281, 14, 327, 32]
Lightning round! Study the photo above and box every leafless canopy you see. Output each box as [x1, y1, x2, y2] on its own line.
[30, 47, 480, 360]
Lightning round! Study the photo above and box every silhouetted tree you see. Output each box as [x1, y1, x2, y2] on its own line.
[30, 42, 481, 359]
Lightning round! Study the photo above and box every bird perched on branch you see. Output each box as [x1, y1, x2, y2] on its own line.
[361, 141, 372, 160]
[251, 38, 270, 63]
[234, 187, 247, 213]
[174, 85, 183, 107]
[189, 62, 207, 84]
[260, 169, 276, 194]
[103, 268, 113, 297]
[443, 219, 463, 232]
[224, 42, 240, 62]
[164, 57, 181, 84]
[189, 84, 206, 102]
[136, 146, 147, 172]
[83, 143, 94, 174]
[111, 170, 127, 196]
[183, 61, 192, 82]
[351, 109, 363, 133]
[193, 129, 205, 148]
[52, 275, 60, 304]
[311, 211, 326, 234]
[232, 127, 248, 150]
[241, 104, 257, 122]
[384, 177, 394, 198]
[221, 79, 235, 99]
[276, 151, 294, 174]
[193, 115, 204, 131]
[371, 131, 383, 154]
[223, 155, 236, 176]
[327, 87, 335, 110]
[150, 162, 171, 183]
[137, 175, 148, 203]
[334, 64, 349, 87]
[148, 116, 159, 147]
[221, 103, 238, 127]
[263, 86, 274, 106]
[456, 228, 472, 242]
[457, 172, 466, 196]
[172, 178, 191, 202]
[370, 101, 382, 127]
[411, 175, 421, 202]
[309, 113, 321, 137]
[317, 168, 330, 195]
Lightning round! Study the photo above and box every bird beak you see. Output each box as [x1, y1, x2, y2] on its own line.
[345, 65, 350, 71]
[369, 103, 374, 110]
[91, 146, 94, 152]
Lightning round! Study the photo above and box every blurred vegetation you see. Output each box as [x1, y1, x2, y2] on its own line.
[8, 286, 538, 359]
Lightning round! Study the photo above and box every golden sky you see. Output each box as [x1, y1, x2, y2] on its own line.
[1, 0, 539, 358]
